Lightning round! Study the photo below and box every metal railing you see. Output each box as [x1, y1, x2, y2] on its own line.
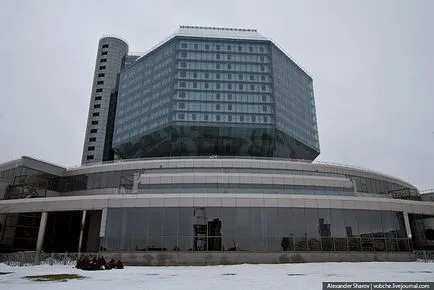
[0, 251, 98, 267]
[414, 250, 434, 262]
[421, 189, 434, 194]
[1, 250, 432, 265]
[67, 156, 314, 170]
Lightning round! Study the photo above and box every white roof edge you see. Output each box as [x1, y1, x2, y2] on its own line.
[131, 26, 270, 65]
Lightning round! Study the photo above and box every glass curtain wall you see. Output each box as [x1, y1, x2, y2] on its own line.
[101, 207, 410, 252]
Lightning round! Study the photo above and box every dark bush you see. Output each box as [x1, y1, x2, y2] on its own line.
[115, 260, 124, 269]
[76, 256, 121, 271]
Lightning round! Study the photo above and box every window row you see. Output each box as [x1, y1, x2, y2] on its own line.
[115, 103, 170, 128]
[178, 52, 267, 63]
[175, 113, 271, 123]
[179, 71, 269, 82]
[177, 102, 270, 113]
[102, 207, 409, 252]
[177, 92, 270, 103]
[178, 81, 270, 92]
[179, 62, 268, 72]
[179, 42, 267, 53]
[114, 117, 169, 143]
[115, 114, 169, 134]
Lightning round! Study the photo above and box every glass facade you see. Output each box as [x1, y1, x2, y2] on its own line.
[0, 161, 419, 201]
[113, 41, 174, 147]
[173, 40, 273, 128]
[112, 35, 320, 160]
[271, 45, 319, 152]
[101, 207, 410, 252]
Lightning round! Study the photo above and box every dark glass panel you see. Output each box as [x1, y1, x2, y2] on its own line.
[101, 171, 115, 188]
[163, 208, 178, 236]
[305, 208, 320, 240]
[357, 210, 373, 238]
[162, 236, 178, 251]
[381, 211, 397, 239]
[373, 239, 386, 251]
[236, 236, 252, 251]
[308, 238, 321, 251]
[87, 172, 102, 189]
[178, 236, 193, 251]
[221, 207, 237, 238]
[120, 235, 133, 251]
[207, 236, 222, 251]
[193, 208, 207, 250]
[394, 212, 407, 238]
[294, 237, 308, 251]
[134, 235, 148, 251]
[370, 211, 384, 238]
[222, 236, 237, 251]
[147, 208, 163, 250]
[236, 208, 251, 253]
[330, 209, 347, 238]
[105, 208, 122, 238]
[342, 209, 359, 238]
[178, 208, 194, 236]
[206, 206, 223, 251]
[263, 208, 279, 238]
[317, 208, 332, 237]
[334, 238, 348, 251]
[321, 238, 334, 251]
[113, 125, 319, 161]
[282, 208, 306, 238]
[386, 239, 398, 252]
[361, 237, 374, 251]
[206, 207, 222, 236]
[118, 208, 140, 250]
[250, 208, 264, 248]
[348, 238, 361, 251]
[398, 239, 411, 252]
[130, 208, 148, 250]
[267, 237, 285, 251]
[102, 237, 119, 251]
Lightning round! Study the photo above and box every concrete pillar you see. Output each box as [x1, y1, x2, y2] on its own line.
[403, 211, 412, 239]
[0, 213, 7, 238]
[99, 208, 108, 251]
[78, 210, 87, 258]
[132, 172, 140, 193]
[34, 211, 48, 265]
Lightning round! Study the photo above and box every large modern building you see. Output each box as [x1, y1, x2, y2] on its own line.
[0, 26, 433, 265]
[82, 26, 319, 164]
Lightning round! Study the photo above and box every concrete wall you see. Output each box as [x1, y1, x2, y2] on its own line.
[100, 251, 416, 266]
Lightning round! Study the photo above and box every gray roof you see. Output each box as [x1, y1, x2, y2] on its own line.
[174, 25, 268, 41]
[0, 156, 65, 176]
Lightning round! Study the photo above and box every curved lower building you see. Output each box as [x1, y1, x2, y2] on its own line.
[0, 156, 433, 265]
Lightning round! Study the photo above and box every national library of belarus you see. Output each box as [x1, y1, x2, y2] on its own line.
[0, 26, 433, 265]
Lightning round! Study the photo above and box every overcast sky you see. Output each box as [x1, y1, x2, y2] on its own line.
[0, 0, 433, 190]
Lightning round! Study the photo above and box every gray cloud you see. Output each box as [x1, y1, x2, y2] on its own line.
[0, 0, 432, 189]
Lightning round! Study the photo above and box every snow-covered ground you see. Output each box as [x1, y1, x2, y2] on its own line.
[0, 262, 433, 289]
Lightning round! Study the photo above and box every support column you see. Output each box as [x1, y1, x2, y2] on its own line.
[132, 172, 140, 193]
[34, 211, 48, 265]
[403, 211, 412, 239]
[98, 208, 107, 253]
[78, 210, 87, 258]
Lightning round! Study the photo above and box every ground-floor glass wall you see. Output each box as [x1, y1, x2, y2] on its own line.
[101, 207, 411, 252]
